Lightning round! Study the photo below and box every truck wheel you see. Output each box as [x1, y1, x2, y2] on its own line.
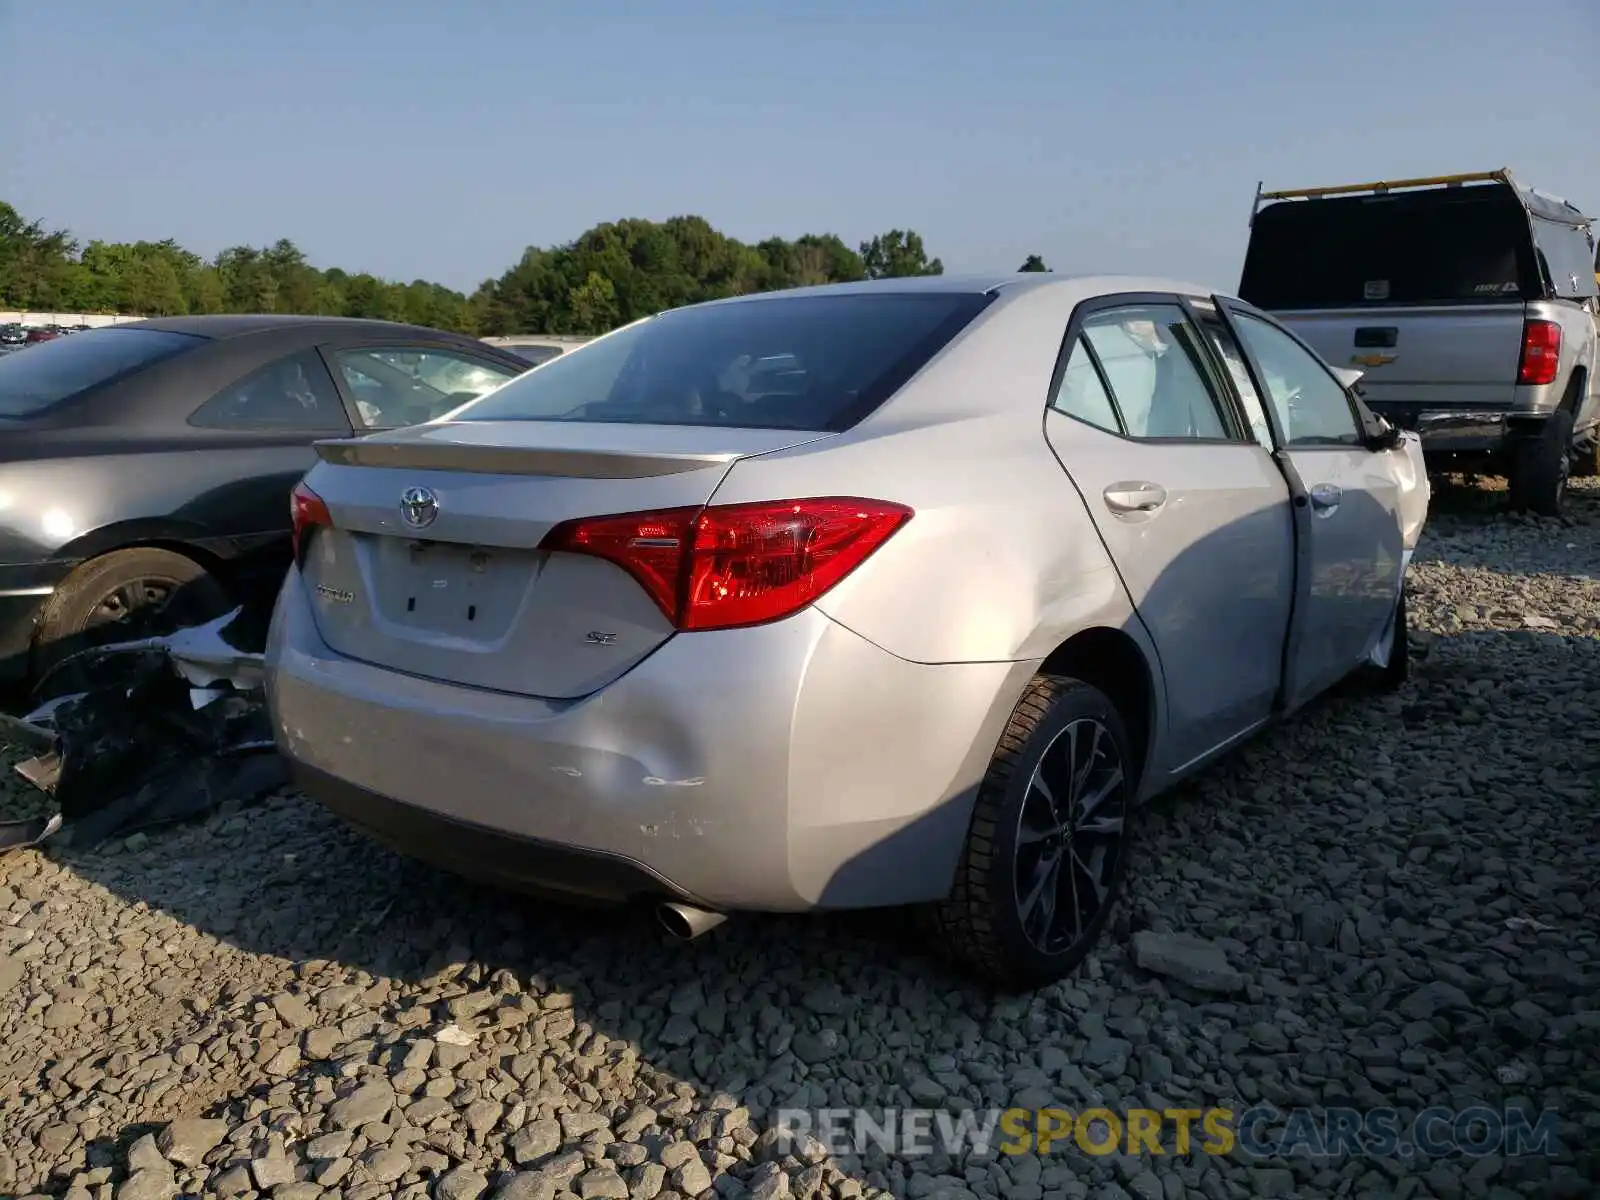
[1506, 410, 1573, 517]
[31, 547, 231, 680]
[923, 675, 1136, 991]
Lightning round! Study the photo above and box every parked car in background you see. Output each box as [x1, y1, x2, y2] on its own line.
[480, 334, 593, 366]
[0, 315, 530, 686]
[24, 327, 63, 345]
[268, 273, 1430, 989]
[1239, 169, 1600, 515]
[0, 324, 26, 353]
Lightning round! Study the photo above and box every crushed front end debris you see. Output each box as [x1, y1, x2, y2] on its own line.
[0, 607, 287, 854]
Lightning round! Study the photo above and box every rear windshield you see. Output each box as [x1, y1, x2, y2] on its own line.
[453, 292, 995, 431]
[0, 327, 204, 417]
[1240, 185, 1541, 309]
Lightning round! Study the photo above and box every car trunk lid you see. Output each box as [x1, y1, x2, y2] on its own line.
[297, 420, 831, 698]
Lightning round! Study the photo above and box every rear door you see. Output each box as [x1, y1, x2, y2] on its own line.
[1216, 299, 1405, 708]
[1042, 295, 1295, 770]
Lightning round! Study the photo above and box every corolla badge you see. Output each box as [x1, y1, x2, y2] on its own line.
[400, 485, 439, 529]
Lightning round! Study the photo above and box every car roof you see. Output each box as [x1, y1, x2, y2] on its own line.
[116, 314, 477, 341]
[691, 272, 1233, 306]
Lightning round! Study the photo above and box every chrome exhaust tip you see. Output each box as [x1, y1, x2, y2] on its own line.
[657, 902, 728, 941]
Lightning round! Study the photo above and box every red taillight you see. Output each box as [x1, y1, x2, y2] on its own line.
[290, 480, 332, 560]
[540, 497, 913, 631]
[1517, 319, 1562, 386]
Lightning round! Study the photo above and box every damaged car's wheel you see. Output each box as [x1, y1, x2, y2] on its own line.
[1362, 585, 1410, 692]
[32, 547, 231, 680]
[926, 675, 1135, 991]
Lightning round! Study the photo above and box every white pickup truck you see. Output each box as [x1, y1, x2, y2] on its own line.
[1238, 169, 1600, 515]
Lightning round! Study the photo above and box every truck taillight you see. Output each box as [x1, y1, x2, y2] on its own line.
[290, 480, 332, 561]
[1517, 319, 1562, 387]
[540, 497, 913, 631]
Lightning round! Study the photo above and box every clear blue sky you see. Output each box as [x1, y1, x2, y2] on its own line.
[3, 0, 1597, 296]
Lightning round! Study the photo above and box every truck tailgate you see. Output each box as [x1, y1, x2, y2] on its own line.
[1274, 305, 1525, 408]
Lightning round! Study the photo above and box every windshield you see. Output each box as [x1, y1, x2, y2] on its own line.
[0, 327, 204, 417]
[453, 292, 994, 432]
[1241, 185, 1541, 309]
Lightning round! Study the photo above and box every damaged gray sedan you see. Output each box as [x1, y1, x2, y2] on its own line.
[264, 274, 1430, 989]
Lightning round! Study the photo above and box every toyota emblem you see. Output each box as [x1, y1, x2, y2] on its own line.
[400, 485, 439, 529]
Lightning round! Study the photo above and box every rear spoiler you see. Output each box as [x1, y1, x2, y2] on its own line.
[312, 437, 747, 478]
[1248, 169, 1516, 227]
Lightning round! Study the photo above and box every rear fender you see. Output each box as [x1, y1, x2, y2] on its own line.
[52, 518, 232, 571]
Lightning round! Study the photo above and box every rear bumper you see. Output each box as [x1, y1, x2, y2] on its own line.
[1368, 404, 1556, 455]
[266, 568, 1031, 912]
[291, 762, 699, 905]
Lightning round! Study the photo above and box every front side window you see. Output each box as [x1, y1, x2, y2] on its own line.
[1230, 313, 1359, 447]
[332, 346, 522, 429]
[453, 293, 994, 432]
[190, 349, 348, 430]
[0, 328, 203, 418]
[1079, 305, 1231, 440]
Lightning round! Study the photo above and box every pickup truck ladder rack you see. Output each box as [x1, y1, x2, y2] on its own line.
[1248, 169, 1516, 226]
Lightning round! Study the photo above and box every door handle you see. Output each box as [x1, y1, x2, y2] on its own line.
[1308, 483, 1342, 515]
[1103, 481, 1167, 515]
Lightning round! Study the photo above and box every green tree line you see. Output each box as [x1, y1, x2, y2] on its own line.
[1, 201, 957, 336]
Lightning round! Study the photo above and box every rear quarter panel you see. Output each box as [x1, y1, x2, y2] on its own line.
[1528, 302, 1600, 422]
[0, 443, 315, 567]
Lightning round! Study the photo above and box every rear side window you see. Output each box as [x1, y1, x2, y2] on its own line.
[190, 349, 349, 431]
[454, 293, 995, 432]
[0, 328, 203, 417]
[1049, 339, 1122, 432]
[1531, 216, 1599, 300]
[1079, 305, 1232, 440]
[1241, 186, 1540, 309]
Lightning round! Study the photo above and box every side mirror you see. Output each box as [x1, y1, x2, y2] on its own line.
[1365, 418, 1404, 453]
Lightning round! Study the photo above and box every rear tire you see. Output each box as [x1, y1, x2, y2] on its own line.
[1506, 410, 1573, 517]
[31, 547, 231, 681]
[923, 675, 1136, 991]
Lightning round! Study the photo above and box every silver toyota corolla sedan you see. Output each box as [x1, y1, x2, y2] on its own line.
[265, 273, 1430, 989]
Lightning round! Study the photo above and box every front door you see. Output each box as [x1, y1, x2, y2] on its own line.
[1042, 296, 1295, 771]
[1217, 300, 1405, 709]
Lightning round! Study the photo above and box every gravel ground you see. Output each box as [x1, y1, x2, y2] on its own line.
[1, 479, 1596, 1200]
